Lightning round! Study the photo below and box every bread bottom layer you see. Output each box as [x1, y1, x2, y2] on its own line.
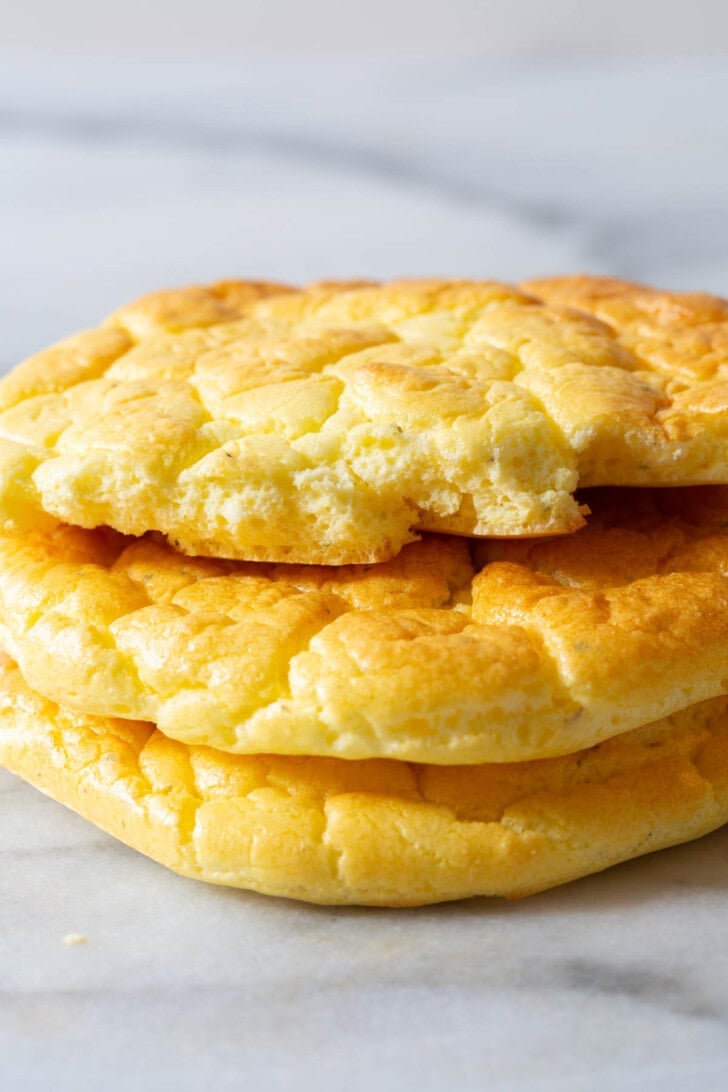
[1, 654, 727, 906]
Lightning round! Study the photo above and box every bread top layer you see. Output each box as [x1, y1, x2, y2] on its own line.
[1, 276, 728, 563]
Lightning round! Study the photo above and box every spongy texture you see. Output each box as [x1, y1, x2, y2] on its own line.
[1, 655, 727, 906]
[2, 489, 728, 763]
[3, 276, 728, 563]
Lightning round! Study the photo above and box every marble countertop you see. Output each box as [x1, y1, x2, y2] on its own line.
[1, 56, 728, 1091]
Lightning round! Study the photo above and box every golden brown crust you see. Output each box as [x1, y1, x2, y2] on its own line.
[4, 274, 728, 563]
[2, 488, 728, 763]
[1, 655, 726, 906]
[108, 280, 296, 337]
[521, 274, 728, 421]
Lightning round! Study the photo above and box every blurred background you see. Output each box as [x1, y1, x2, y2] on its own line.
[3, 0, 728, 365]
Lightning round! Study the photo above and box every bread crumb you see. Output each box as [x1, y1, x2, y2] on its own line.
[62, 933, 87, 947]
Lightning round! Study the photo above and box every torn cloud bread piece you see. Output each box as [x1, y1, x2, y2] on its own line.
[1, 655, 727, 906]
[2, 277, 728, 564]
[2, 488, 728, 764]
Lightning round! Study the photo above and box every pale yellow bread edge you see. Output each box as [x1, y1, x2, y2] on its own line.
[1, 656, 727, 906]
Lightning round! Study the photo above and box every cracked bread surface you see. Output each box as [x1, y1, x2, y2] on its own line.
[1, 655, 727, 906]
[1, 488, 728, 763]
[2, 276, 728, 563]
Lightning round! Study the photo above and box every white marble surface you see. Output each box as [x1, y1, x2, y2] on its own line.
[2, 57, 728, 1091]
[8, 0, 728, 59]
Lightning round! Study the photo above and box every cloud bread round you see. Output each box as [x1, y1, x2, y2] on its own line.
[2, 488, 728, 763]
[1, 654, 727, 906]
[2, 276, 728, 563]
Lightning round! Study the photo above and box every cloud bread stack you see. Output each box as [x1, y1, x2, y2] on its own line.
[1, 276, 728, 905]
